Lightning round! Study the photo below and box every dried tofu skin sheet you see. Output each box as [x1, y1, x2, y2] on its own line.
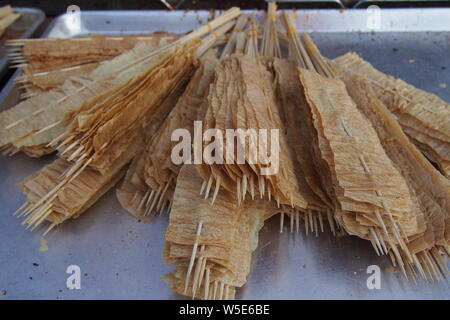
[57, 43, 198, 175]
[116, 151, 149, 219]
[166, 165, 239, 247]
[332, 52, 450, 177]
[0, 76, 115, 155]
[163, 165, 279, 298]
[299, 68, 424, 244]
[17, 33, 178, 96]
[18, 133, 142, 232]
[272, 58, 331, 210]
[17, 64, 184, 232]
[20, 33, 178, 73]
[20, 159, 125, 227]
[1, 39, 175, 157]
[15, 45, 199, 231]
[20, 62, 100, 95]
[90, 40, 181, 86]
[117, 57, 217, 221]
[166, 197, 276, 277]
[403, 127, 450, 177]
[200, 54, 309, 210]
[93, 67, 193, 175]
[343, 76, 450, 262]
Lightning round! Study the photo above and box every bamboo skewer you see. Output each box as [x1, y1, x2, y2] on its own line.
[244, 18, 260, 62]
[220, 14, 249, 59]
[112, 7, 241, 77]
[260, 2, 281, 58]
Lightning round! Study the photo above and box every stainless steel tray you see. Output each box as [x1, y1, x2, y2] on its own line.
[0, 7, 45, 80]
[0, 9, 449, 300]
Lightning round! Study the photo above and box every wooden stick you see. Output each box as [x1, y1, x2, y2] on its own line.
[220, 14, 248, 59]
[260, 2, 281, 58]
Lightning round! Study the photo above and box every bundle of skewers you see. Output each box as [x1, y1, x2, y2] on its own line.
[1, 3, 449, 299]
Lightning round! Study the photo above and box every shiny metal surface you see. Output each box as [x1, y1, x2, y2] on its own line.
[0, 9, 449, 300]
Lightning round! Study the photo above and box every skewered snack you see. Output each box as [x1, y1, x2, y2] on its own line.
[342, 75, 449, 280]
[162, 8, 450, 293]
[0, 76, 115, 157]
[262, 7, 332, 233]
[163, 165, 280, 299]
[15, 42, 199, 231]
[1, 7, 239, 159]
[163, 11, 336, 300]
[7, 33, 178, 98]
[2, 23, 228, 158]
[272, 58, 333, 234]
[17, 63, 101, 98]
[7, 33, 178, 72]
[332, 52, 450, 178]
[279, 12, 426, 278]
[1, 20, 220, 158]
[116, 20, 239, 222]
[0, 39, 178, 157]
[116, 53, 218, 221]
[19, 59, 193, 230]
[52, 42, 199, 173]
[300, 67, 425, 272]
[18, 153, 132, 234]
[197, 23, 315, 214]
[16, 68, 191, 233]
[298, 30, 441, 278]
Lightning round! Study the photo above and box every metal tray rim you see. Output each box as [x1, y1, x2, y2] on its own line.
[42, 8, 450, 38]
